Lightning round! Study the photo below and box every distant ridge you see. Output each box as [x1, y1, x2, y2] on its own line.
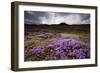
[25, 23, 90, 26]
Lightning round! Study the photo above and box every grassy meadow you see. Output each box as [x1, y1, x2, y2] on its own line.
[24, 24, 90, 61]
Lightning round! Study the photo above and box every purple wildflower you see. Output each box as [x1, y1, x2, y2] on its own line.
[54, 47, 66, 60]
[71, 49, 86, 59]
[53, 39, 88, 50]
[49, 39, 90, 59]
[30, 47, 44, 56]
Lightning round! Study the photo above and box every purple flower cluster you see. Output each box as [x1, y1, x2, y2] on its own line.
[54, 47, 66, 59]
[30, 47, 44, 56]
[54, 39, 87, 49]
[69, 49, 86, 59]
[47, 39, 90, 59]
[25, 38, 90, 61]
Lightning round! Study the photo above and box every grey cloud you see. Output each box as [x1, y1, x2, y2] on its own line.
[24, 11, 90, 25]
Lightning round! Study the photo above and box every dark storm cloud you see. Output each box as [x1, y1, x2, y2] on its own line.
[24, 11, 43, 24]
[24, 11, 90, 25]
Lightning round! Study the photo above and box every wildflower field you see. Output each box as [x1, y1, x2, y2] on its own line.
[24, 24, 90, 61]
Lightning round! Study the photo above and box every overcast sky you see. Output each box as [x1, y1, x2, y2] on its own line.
[24, 11, 90, 25]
